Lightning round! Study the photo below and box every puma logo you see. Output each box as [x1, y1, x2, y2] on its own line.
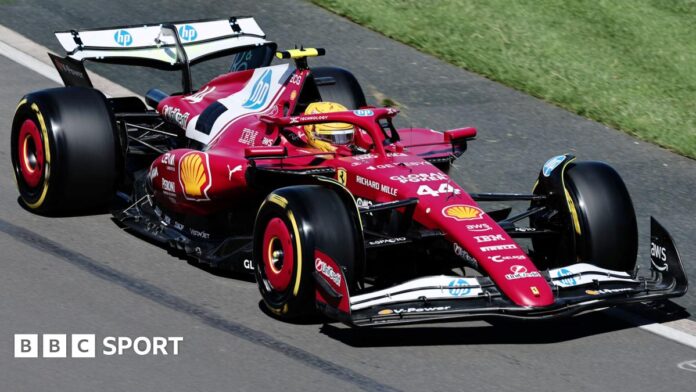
[227, 164, 242, 180]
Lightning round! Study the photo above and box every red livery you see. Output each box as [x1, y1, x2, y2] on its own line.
[11, 18, 687, 326]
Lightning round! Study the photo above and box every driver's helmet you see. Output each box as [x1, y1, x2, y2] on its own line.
[303, 102, 354, 152]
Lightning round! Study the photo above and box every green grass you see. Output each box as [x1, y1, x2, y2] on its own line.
[312, 0, 696, 158]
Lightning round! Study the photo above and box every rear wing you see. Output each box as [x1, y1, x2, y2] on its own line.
[52, 17, 276, 93]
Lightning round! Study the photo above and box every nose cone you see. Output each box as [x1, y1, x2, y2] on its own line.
[508, 279, 555, 307]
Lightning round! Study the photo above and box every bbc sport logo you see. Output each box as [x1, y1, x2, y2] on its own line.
[14, 334, 183, 358]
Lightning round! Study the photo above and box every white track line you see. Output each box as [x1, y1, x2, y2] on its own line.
[0, 24, 137, 97]
[611, 309, 696, 350]
[1, 22, 695, 351]
[0, 39, 61, 84]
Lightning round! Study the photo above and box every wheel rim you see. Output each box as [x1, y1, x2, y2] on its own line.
[17, 119, 44, 188]
[262, 217, 295, 291]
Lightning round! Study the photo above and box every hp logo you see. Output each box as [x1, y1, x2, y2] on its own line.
[448, 278, 472, 297]
[113, 30, 133, 47]
[556, 268, 577, 286]
[178, 25, 198, 42]
[242, 69, 272, 110]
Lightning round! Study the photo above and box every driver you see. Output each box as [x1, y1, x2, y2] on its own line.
[303, 101, 356, 153]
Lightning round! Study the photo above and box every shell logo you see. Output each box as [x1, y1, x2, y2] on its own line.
[442, 205, 484, 221]
[179, 152, 211, 200]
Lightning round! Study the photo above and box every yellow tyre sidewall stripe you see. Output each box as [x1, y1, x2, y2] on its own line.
[17, 100, 51, 210]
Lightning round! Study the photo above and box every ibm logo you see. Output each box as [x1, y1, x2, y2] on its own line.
[14, 334, 182, 358]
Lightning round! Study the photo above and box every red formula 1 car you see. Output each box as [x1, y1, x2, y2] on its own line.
[11, 18, 687, 326]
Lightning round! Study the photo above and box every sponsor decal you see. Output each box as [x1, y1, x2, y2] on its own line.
[242, 69, 272, 110]
[183, 86, 215, 103]
[162, 105, 190, 129]
[466, 223, 492, 232]
[352, 152, 407, 161]
[161, 178, 175, 193]
[177, 24, 197, 42]
[416, 183, 461, 197]
[473, 234, 505, 243]
[448, 278, 472, 297]
[261, 136, 275, 146]
[453, 243, 467, 259]
[14, 334, 182, 358]
[355, 175, 398, 196]
[356, 198, 373, 208]
[337, 168, 347, 186]
[189, 228, 210, 239]
[504, 265, 542, 280]
[650, 242, 668, 271]
[113, 29, 133, 47]
[585, 287, 633, 296]
[315, 257, 342, 287]
[227, 164, 242, 180]
[390, 306, 452, 314]
[514, 227, 536, 232]
[489, 254, 526, 263]
[289, 74, 302, 86]
[390, 172, 448, 184]
[148, 167, 158, 181]
[556, 268, 577, 286]
[238, 128, 259, 146]
[161, 152, 176, 167]
[442, 205, 484, 221]
[173, 222, 185, 231]
[480, 244, 517, 252]
[179, 152, 212, 200]
[368, 237, 407, 246]
[243, 259, 254, 270]
[353, 109, 374, 117]
[542, 155, 566, 177]
[378, 309, 393, 315]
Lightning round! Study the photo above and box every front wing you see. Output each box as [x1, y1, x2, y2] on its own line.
[316, 217, 688, 327]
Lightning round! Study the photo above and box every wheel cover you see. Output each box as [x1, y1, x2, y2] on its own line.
[262, 217, 295, 291]
[17, 119, 44, 188]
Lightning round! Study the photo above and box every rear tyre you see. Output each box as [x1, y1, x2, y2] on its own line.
[311, 66, 367, 109]
[10, 87, 121, 213]
[532, 161, 638, 271]
[253, 185, 359, 319]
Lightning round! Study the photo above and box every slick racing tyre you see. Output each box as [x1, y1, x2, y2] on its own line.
[11, 87, 121, 213]
[563, 161, 638, 271]
[532, 161, 638, 271]
[311, 66, 367, 109]
[253, 185, 359, 319]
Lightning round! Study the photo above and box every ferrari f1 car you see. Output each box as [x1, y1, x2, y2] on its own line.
[11, 17, 687, 326]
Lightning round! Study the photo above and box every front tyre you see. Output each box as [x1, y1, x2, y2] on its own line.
[253, 185, 359, 319]
[531, 160, 638, 271]
[564, 161, 638, 271]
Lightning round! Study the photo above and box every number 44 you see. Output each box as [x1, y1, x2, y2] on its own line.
[417, 183, 461, 197]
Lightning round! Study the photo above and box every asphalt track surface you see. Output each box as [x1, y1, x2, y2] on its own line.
[0, 1, 695, 391]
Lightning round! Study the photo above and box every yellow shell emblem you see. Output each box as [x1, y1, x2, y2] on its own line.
[180, 153, 207, 197]
[443, 205, 483, 221]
